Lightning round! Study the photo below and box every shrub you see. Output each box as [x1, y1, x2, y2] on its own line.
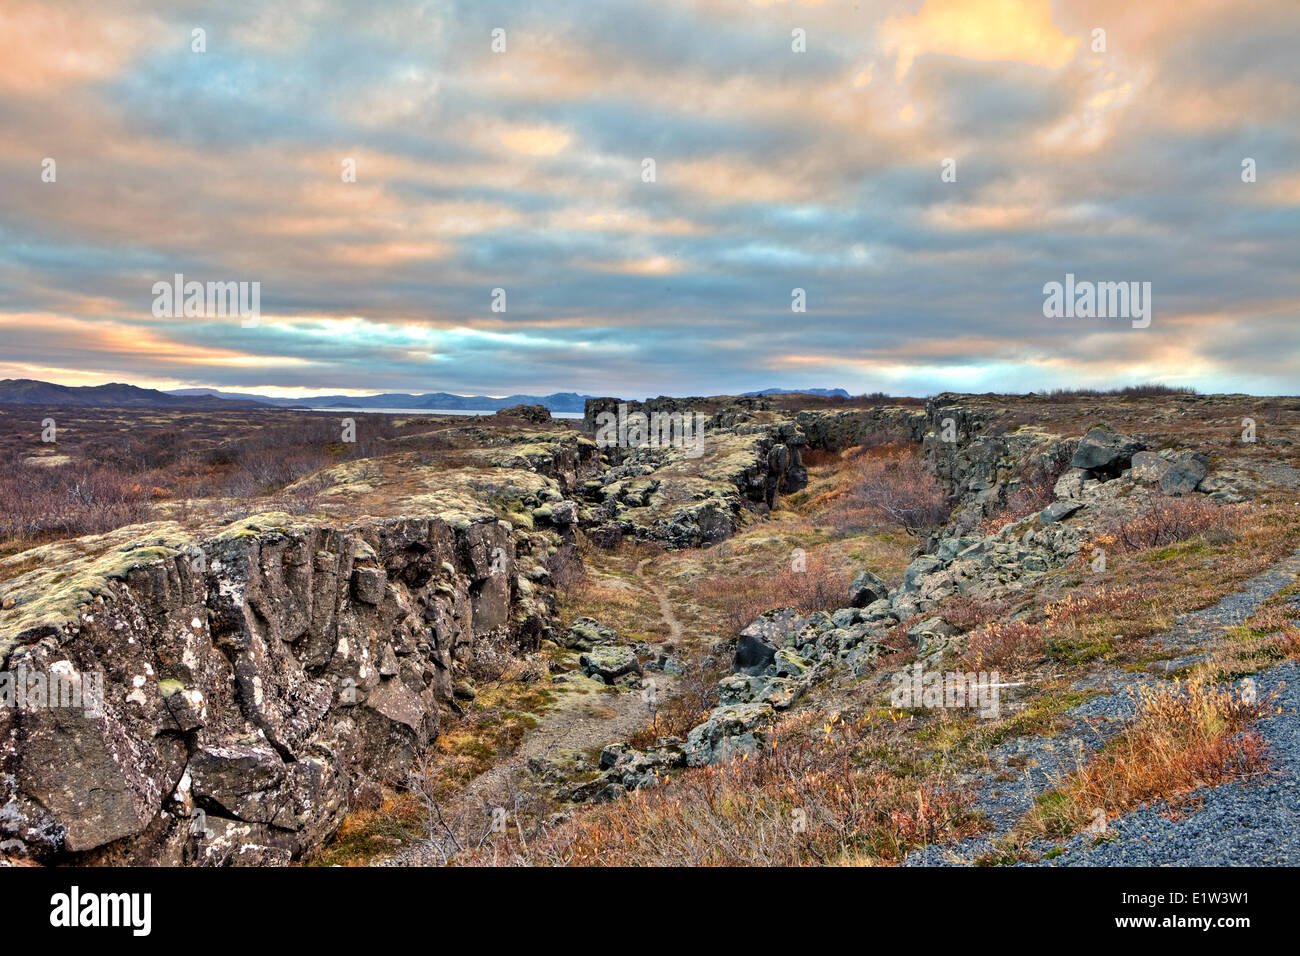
[699, 551, 853, 635]
[544, 545, 586, 600]
[962, 619, 1046, 672]
[1091, 496, 1245, 555]
[1043, 384, 1198, 398]
[938, 594, 1011, 632]
[627, 658, 725, 749]
[465, 710, 978, 866]
[1026, 677, 1267, 839]
[0, 456, 152, 543]
[832, 443, 951, 536]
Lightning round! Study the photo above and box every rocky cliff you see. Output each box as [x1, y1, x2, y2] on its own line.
[0, 490, 565, 865]
[0, 404, 825, 864]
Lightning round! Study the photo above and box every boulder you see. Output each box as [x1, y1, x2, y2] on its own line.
[830, 607, 862, 628]
[902, 556, 943, 592]
[579, 645, 641, 684]
[772, 647, 812, 678]
[1053, 468, 1088, 499]
[848, 569, 889, 607]
[905, 616, 959, 645]
[351, 567, 387, 604]
[1129, 450, 1209, 495]
[734, 607, 803, 675]
[862, 599, 897, 622]
[1160, 453, 1208, 495]
[1039, 500, 1085, 524]
[561, 616, 616, 651]
[1070, 428, 1145, 477]
[683, 702, 774, 766]
[1129, 451, 1167, 483]
[734, 633, 778, 676]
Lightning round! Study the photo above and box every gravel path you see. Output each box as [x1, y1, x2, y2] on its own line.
[1025, 660, 1300, 866]
[905, 548, 1300, 866]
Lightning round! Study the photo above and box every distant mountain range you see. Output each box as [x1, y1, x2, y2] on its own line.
[742, 387, 851, 398]
[0, 379, 854, 412]
[0, 379, 267, 409]
[171, 386, 856, 409]
[168, 388, 599, 413]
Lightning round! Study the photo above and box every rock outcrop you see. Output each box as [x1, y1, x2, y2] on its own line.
[0, 502, 563, 865]
[579, 400, 809, 548]
[652, 417, 1243, 768]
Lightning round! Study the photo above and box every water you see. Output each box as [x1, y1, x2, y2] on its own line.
[300, 406, 583, 419]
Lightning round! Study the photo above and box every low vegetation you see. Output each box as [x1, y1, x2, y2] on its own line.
[463, 710, 980, 866]
[1024, 677, 1270, 840]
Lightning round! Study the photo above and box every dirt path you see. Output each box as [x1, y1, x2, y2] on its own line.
[384, 557, 687, 865]
[458, 559, 686, 803]
[637, 556, 685, 643]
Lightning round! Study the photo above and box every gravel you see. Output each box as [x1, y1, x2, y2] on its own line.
[905, 548, 1300, 867]
[1028, 660, 1300, 866]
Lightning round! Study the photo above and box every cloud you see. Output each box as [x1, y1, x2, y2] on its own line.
[882, 0, 1080, 79]
[0, 0, 1295, 399]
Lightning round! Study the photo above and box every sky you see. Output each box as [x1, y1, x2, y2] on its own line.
[0, 0, 1297, 399]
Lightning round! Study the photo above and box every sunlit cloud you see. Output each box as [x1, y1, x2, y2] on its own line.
[0, 0, 1295, 399]
[882, 0, 1081, 79]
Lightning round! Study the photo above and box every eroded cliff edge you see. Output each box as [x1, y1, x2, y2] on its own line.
[0, 409, 830, 864]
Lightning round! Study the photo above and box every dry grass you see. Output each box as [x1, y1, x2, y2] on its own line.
[697, 550, 853, 635]
[1023, 677, 1271, 840]
[1091, 495, 1249, 555]
[307, 791, 425, 867]
[554, 540, 669, 644]
[0, 408, 424, 546]
[963, 619, 1048, 672]
[828, 443, 951, 536]
[461, 710, 979, 866]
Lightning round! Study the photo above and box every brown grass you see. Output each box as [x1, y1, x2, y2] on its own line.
[461, 710, 979, 866]
[307, 791, 424, 867]
[0, 409, 417, 545]
[829, 443, 951, 536]
[1091, 496, 1248, 555]
[1024, 677, 1270, 839]
[963, 619, 1048, 672]
[697, 550, 853, 635]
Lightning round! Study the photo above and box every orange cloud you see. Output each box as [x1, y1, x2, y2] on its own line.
[882, 0, 1080, 78]
[499, 126, 572, 156]
[0, 1, 160, 92]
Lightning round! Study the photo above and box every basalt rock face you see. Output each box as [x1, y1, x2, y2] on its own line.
[0, 512, 553, 865]
[577, 400, 935, 550]
[579, 399, 809, 549]
[923, 396, 1076, 533]
[793, 407, 927, 450]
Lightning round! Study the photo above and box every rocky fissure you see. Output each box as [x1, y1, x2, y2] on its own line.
[0, 402, 827, 865]
[576, 401, 1247, 788]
